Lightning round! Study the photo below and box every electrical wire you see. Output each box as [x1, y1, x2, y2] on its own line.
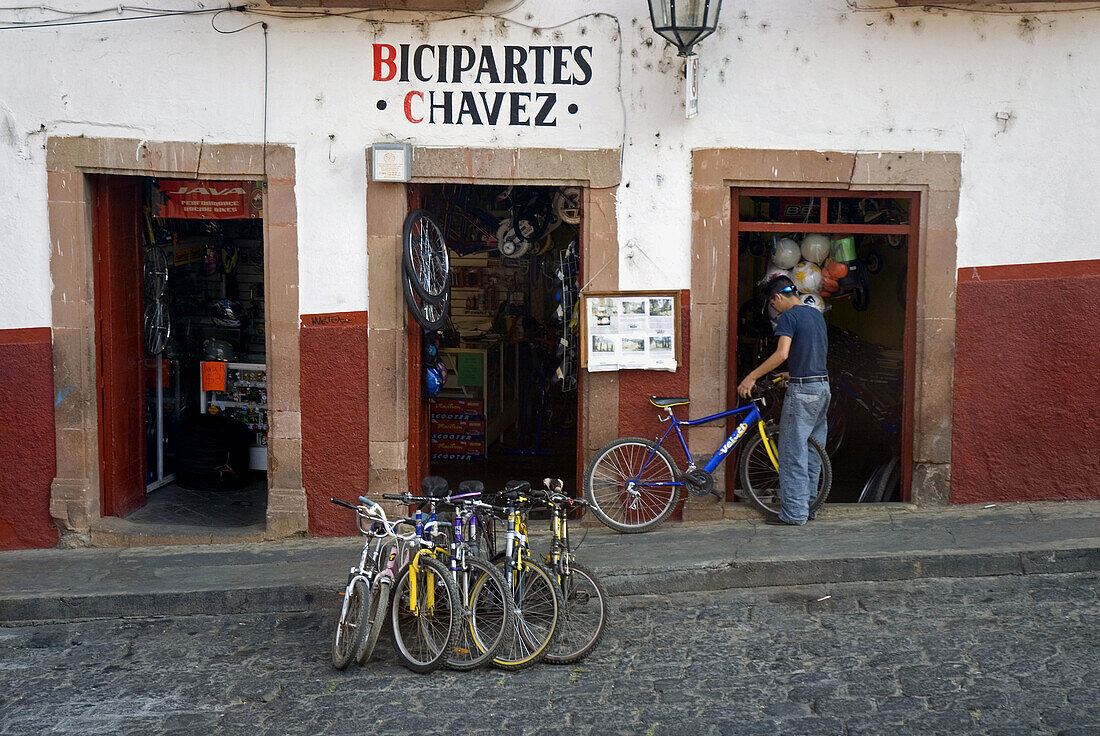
[845, 0, 1100, 15]
[0, 4, 240, 29]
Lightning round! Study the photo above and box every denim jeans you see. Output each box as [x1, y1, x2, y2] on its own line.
[777, 381, 830, 524]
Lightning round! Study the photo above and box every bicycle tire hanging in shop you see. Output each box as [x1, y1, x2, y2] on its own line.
[402, 209, 451, 330]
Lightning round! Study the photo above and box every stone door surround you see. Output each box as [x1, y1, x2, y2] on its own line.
[364, 147, 623, 503]
[46, 137, 306, 543]
[690, 149, 961, 505]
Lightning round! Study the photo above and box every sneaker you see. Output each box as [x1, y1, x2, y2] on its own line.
[763, 511, 798, 526]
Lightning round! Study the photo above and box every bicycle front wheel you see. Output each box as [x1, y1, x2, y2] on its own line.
[584, 437, 680, 533]
[331, 577, 369, 670]
[449, 556, 512, 671]
[492, 560, 561, 671]
[356, 576, 391, 666]
[545, 563, 607, 665]
[390, 554, 460, 673]
[738, 424, 832, 516]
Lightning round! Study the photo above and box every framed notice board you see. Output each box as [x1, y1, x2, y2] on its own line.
[580, 291, 682, 372]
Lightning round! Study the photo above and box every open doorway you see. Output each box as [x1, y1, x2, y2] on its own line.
[731, 190, 918, 504]
[410, 184, 582, 494]
[92, 174, 268, 529]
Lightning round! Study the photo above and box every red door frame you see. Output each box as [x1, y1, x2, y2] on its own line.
[91, 174, 147, 517]
[727, 188, 920, 502]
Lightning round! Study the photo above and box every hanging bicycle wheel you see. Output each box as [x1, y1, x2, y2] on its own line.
[402, 209, 450, 304]
[144, 300, 170, 355]
[402, 270, 449, 331]
[144, 246, 168, 301]
[737, 424, 832, 516]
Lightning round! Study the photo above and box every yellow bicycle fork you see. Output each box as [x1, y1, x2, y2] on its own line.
[759, 421, 780, 471]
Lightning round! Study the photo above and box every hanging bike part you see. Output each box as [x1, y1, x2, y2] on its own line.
[144, 246, 168, 301]
[144, 300, 170, 355]
[402, 272, 450, 331]
[496, 218, 531, 258]
[553, 186, 582, 225]
[402, 209, 450, 304]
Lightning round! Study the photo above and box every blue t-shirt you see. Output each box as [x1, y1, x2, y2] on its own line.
[774, 305, 828, 378]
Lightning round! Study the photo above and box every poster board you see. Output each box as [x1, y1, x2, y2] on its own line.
[580, 291, 681, 372]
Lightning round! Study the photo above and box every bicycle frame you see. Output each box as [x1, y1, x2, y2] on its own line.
[638, 400, 775, 488]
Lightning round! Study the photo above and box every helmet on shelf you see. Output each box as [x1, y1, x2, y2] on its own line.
[210, 300, 243, 328]
[203, 338, 236, 361]
[791, 261, 822, 293]
[424, 360, 448, 397]
[771, 237, 802, 270]
[800, 234, 831, 265]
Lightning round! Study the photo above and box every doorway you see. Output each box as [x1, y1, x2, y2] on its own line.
[411, 184, 582, 494]
[92, 174, 269, 528]
[731, 189, 919, 504]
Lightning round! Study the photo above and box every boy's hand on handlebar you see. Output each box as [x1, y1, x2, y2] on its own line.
[737, 375, 756, 399]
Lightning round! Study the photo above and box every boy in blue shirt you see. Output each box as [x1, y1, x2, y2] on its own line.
[737, 275, 829, 525]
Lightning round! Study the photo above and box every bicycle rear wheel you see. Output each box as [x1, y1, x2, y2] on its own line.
[331, 577, 369, 670]
[491, 559, 561, 671]
[448, 556, 511, 671]
[583, 437, 680, 533]
[390, 554, 460, 673]
[544, 563, 606, 665]
[737, 424, 831, 516]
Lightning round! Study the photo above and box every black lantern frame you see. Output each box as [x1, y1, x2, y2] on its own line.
[647, 0, 723, 57]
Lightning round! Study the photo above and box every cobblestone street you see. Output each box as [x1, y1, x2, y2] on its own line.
[2, 572, 1098, 736]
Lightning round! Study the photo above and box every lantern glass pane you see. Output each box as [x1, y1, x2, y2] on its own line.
[648, 0, 672, 27]
[678, 0, 707, 27]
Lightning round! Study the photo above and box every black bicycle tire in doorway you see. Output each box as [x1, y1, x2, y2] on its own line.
[402, 209, 450, 304]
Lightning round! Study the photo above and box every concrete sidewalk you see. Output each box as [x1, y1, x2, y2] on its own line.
[1, 501, 1098, 623]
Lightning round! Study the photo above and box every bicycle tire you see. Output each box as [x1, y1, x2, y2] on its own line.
[490, 559, 561, 671]
[356, 576, 391, 666]
[390, 554, 460, 674]
[401, 267, 449, 331]
[402, 209, 450, 304]
[331, 577, 370, 670]
[737, 425, 831, 516]
[544, 563, 606, 665]
[448, 556, 511, 671]
[583, 437, 680, 534]
[871, 456, 901, 503]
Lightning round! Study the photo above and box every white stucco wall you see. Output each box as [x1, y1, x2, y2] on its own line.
[2, 0, 1099, 329]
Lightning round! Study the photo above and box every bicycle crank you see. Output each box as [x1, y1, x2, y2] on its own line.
[683, 468, 716, 498]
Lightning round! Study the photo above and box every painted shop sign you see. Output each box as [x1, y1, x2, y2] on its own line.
[372, 43, 595, 127]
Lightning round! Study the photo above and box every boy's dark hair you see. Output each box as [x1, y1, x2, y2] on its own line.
[762, 275, 797, 302]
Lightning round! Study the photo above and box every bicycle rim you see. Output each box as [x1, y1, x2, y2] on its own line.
[356, 576, 391, 666]
[390, 556, 458, 673]
[545, 564, 606, 665]
[585, 439, 679, 533]
[403, 210, 450, 303]
[332, 577, 368, 670]
[451, 558, 510, 671]
[492, 560, 560, 670]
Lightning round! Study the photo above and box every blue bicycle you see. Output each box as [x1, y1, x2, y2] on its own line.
[582, 380, 832, 533]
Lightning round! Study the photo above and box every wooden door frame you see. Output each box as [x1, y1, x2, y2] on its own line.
[46, 137, 307, 541]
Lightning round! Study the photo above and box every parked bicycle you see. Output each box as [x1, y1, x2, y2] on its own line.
[533, 478, 607, 664]
[383, 478, 513, 671]
[482, 480, 563, 670]
[583, 378, 832, 533]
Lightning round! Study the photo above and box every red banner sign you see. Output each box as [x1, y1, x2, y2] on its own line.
[155, 179, 263, 220]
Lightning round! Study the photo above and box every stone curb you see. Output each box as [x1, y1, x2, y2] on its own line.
[3, 543, 1096, 624]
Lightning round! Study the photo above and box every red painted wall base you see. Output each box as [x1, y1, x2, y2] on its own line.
[953, 261, 1100, 503]
[0, 328, 59, 549]
[301, 312, 369, 536]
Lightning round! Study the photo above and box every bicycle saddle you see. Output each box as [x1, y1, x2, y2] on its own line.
[650, 396, 690, 408]
[458, 480, 484, 495]
[420, 476, 450, 499]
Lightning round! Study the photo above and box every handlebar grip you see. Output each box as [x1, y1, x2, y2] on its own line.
[358, 496, 377, 508]
[381, 493, 407, 501]
[330, 497, 356, 510]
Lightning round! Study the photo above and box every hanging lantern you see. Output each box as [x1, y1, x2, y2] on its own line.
[646, 0, 724, 57]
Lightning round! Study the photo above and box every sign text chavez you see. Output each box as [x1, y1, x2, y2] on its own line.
[373, 43, 594, 127]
